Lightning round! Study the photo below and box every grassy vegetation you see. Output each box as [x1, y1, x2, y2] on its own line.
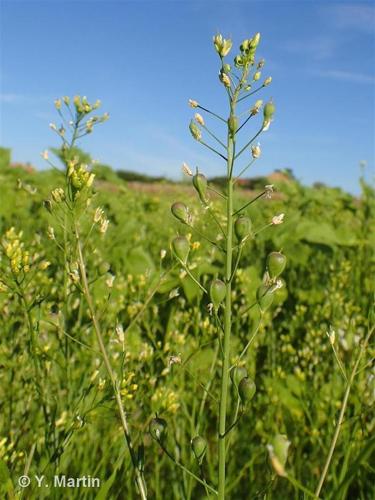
[0, 34, 374, 500]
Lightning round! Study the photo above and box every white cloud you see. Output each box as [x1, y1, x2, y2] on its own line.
[313, 69, 375, 84]
[329, 3, 375, 34]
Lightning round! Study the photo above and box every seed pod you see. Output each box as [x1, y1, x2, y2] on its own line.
[171, 202, 189, 224]
[223, 63, 231, 74]
[228, 115, 238, 136]
[210, 279, 226, 309]
[149, 417, 167, 442]
[238, 377, 256, 403]
[256, 284, 274, 311]
[189, 120, 202, 141]
[234, 215, 252, 242]
[267, 252, 287, 278]
[192, 172, 208, 204]
[172, 236, 190, 264]
[230, 366, 248, 388]
[263, 101, 275, 121]
[253, 71, 261, 81]
[99, 261, 110, 275]
[191, 436, 207, 464]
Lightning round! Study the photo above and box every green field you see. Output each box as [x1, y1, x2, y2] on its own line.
[0, 138, 374, 499]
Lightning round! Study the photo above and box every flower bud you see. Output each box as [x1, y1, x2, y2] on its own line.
[257, 59, 265, 69]
[267, 252, 287, 278]
[192, 172, 208, 204]
[238, 377, 256, 403]
[172, 236, 190, 264]
[219, 72, 231, 88]
[210, 279, 226, 309]
[149, 417, 167, 442]
[230, 366, 248, 388]
[253, 71, 261, 81]
[54, 99, 62, 110]
[240, 39, 250, 53]
[228, 115, 238, 136]
[234, 215, 252, 242]
[213, 34, 232, 57]
[188, 99, 199, 108]
[189, 120, 202, 141]
[250, 99, 263, 116]
[250, 32, 261, 48]
[171, 202, 190, 224]
[191, 436, 207, 464]
[251, 144, 261, 159]
[256, 284, 274, 311]
[222, 63, 231, 74]
[194, 113, 205, 126]
[263, 76, 272, 86]
[234, 55, 244, 67]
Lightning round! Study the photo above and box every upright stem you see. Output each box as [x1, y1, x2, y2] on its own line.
[218, 101, 236, 500]
[314, 326, 374, 497]
[74, 224, 147, 500]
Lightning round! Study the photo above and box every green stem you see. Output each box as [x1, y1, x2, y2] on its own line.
[218, 116, 235, 500]
[74, 223, 148, 500]
[314, 325, 374, 497]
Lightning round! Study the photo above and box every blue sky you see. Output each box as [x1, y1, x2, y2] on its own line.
[0, 0, 374, 193]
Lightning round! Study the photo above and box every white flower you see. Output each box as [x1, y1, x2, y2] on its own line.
[94, 207, 105, 223]
[181, 162, 193, 177]
[251, 143, 261, 159]
[265, 184, 274, 199]
[272, 213, 285, 225]
[49, 123, 57, 131]
[194, 113, 205, 126]
[188, 99, 199, 108]
[168, 354, 182, 366]
[99, 219, 109, 234]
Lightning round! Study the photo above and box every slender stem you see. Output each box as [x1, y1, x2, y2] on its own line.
[198, 104, 226, 123]
[160, 444, 218, 495]
[314, 326, 374, 497]
[203, 125, 226, 149]
[233, 158, 256, 184]
[200, 140, 228, 161]
[218, 112, 235, 500]
[234, 128, 263, 160]
[74, 223, 147, 500]
[232, 190, 266, 217]
[237, 84, 264, 103]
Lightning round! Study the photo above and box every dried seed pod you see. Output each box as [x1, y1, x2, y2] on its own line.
[256, 284, 274, 311]
[172, 236, 190, 264]
[230, 366, 248, 388]
[149, 417, 167, 442]
[238, 377, 256, 403]
[192, 172, 208, 204]
[191, 436, 207, 464]
[234, 215, 252, 242]
[210, 279, 226, 309]
[171, 202, 189, 224]
[267, 252, 287, 278]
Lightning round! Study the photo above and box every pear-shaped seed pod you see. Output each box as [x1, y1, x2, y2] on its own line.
[230, 366, 248, 389]
[238, 377, 256, 403]
[228, 115, 238, 136]
[256, 284, 274, 311]
[149, 417, 167, 442]
[172, 236, 190, 264]
[210, 279, 226, 309]
[192, 173, 208, 204]
[263, 101, 275, 120]
[267, 252, 286, 278]
[234, 215, 252, 242]
[171, 202, 189, 224]
[191, 436, 207, 463]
